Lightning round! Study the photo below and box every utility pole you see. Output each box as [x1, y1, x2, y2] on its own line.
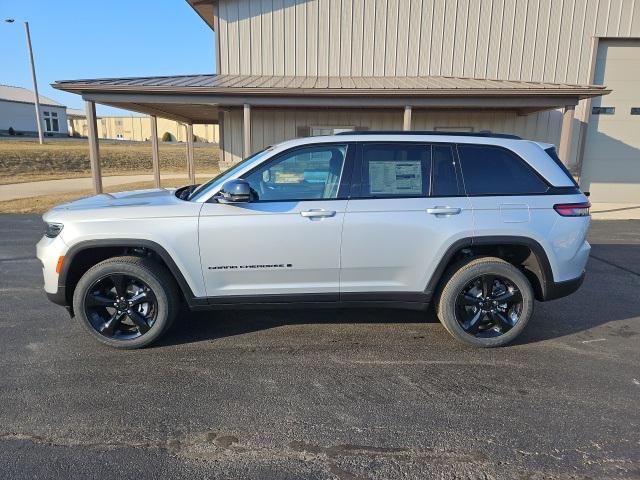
[24, 22, 44, 144]
[5, 19, 44, 144]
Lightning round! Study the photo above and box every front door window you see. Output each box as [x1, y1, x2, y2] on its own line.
[243, 145, 347, 201]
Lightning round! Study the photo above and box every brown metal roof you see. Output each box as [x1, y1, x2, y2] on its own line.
[53, 74, 609, 99]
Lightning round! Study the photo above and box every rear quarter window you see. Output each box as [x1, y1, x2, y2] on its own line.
[457, 144, 549, 195]
[544, 147, 579, 187]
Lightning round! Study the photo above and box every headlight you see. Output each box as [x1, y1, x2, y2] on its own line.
[44, 222, 64, 238]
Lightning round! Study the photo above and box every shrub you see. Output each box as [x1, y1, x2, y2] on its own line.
[161, 132, 173, 142]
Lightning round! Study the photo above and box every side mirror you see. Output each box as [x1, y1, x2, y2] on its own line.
[218, 179, 252, 203]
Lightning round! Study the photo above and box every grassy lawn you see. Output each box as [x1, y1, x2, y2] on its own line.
[0, 177, 210, 214]
[0, 139, 220, 185]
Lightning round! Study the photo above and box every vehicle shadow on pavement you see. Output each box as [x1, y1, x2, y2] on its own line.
[158, 242, 640, 348]
[156, 307, 440, 347]
[514, 243, 640, 345]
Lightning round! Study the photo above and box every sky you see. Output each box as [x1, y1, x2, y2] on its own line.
[0, 0, 215, 115]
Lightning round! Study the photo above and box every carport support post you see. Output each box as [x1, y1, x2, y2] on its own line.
[403, 105, 412, 131]
[243, 104, 252, 157]
[150, 115, 161, 188]
[84, 100, 103, 194]
[559, 105, 576, 167]
[186, 123, 195, 184]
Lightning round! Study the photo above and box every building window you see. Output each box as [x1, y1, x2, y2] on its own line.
[592, 106, 615, 115]
[434, 126, 474, 132]
[43, 111, 59, 132]
[631, 108, 640, 115]
[310, 126, 355, 136]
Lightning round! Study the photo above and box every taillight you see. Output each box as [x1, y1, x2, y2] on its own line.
[553, 202, 591, 217]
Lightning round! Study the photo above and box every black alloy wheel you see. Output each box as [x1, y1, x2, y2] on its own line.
[84, 273, 158, 340]
[455, 274, 523, 337]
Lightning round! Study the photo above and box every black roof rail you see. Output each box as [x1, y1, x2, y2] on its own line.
[334, 130, 522, 140]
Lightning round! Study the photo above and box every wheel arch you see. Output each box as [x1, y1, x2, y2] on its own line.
[58, 239, 201, 312]
[425, 236, 555, 302]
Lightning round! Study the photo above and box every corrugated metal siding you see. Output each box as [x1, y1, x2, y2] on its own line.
[216, 0, 639, 165]
[217, 0, 640, 80]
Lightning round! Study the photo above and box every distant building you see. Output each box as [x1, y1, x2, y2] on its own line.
[0, 84, 68, 137]
[67, 110, 218, 143]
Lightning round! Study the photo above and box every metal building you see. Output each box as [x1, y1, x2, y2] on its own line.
[54, 0, 639, 204]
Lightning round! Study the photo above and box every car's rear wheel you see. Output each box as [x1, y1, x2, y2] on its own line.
[437, 257, 534, 347]
[72, 256, 179, 349]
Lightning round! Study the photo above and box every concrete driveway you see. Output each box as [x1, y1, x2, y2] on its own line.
[0, 215, 638, 479]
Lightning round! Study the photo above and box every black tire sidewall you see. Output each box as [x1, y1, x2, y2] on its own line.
[72, 259, 174, 349]
[438, 259, 534, 348]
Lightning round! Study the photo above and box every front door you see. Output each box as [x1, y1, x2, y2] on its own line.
[198, 143, 352, 301]
[340, 142, 474, 299]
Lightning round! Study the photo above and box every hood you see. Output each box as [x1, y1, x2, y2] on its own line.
[50, 188, 179, 211]
[43, 187, 202, 224]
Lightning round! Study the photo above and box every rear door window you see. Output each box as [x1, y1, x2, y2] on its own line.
[360, 143, 430, 197]
[457, 144, 548, 195]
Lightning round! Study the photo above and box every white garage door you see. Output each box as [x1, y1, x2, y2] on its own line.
[581, 39, 640, 204]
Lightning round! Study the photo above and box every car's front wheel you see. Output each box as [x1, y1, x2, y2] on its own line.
[72, 256, 179, 349]
[437, 257, 534, 347]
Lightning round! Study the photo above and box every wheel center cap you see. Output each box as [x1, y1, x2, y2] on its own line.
[117, 299, 127, 310]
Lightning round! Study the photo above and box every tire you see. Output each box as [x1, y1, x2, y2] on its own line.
[72, 256, 180, 349]
[436, 257, 534, 348]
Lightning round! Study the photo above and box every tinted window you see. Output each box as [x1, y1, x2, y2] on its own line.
[592, 106, 615, 115]
[243, 145, 347, 201]
[360, 144, 430, 197]
[457, 145, 548, 195]
[431, 144, 459, 196]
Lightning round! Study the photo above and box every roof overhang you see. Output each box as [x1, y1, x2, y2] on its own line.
[186, 0, 216, 30]
[53, 74, 610, 124]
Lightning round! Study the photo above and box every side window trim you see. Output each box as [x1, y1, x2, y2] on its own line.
[430, 143, 465, 197]
[455, 143, 552, 197]
[238, 142, 355, 203]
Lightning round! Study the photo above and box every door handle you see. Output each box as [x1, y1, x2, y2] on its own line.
[426, 206, 462, 216]
[300, 209, 336, 218]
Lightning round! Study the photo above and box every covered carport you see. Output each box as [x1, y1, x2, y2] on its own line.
[53, 74, 609, 194]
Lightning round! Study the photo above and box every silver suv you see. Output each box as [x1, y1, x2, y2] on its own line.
[37, 132, 591, 349]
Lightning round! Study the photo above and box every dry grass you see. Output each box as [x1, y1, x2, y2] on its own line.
[0, 139, 220, 184]
[0, 178, 199, 214]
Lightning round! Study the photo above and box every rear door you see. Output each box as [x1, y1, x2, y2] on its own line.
[339, 142, 474, 300]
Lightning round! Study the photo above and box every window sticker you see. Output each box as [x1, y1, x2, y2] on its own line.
[369, 161, 423, 195]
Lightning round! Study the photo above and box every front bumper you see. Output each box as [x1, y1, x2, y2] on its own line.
[36, 234, 68, 296]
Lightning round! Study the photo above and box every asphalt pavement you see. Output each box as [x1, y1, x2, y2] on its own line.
[1, 214, 638, 479]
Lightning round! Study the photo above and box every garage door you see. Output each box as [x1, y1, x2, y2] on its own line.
[581, 39, 640, 204]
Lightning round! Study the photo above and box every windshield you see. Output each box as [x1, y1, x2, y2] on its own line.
[188, 147, 272, 201]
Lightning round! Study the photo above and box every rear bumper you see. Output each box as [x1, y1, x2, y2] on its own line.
[542, 271, 586, 301]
